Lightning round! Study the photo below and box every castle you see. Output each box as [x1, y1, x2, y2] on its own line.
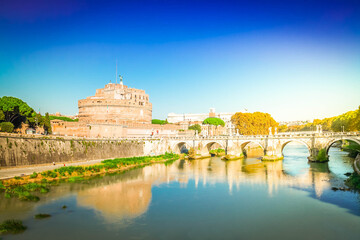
[51, 78, 183, 138]
[78, 79, 152, 124]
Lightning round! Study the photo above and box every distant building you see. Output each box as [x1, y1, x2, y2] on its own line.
[25, 128, 36, 134]
[278, 120, 310, 126]
[167, 108, 235, 124]
[78, 79, 152, 124]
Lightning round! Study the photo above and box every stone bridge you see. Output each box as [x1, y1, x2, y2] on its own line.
[148, 132, 360, 162]
[1, 132, 359, 167]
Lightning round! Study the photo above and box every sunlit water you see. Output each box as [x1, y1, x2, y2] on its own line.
[1, 144, 360, 240]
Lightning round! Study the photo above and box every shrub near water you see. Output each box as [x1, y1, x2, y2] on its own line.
[345, 173, 360, 190]
[4, 183, 48, 201]
[34, 214, 51, 219]
[209, 148, 225, 156]
[316, 149, 328, 162]
[0, 219, 26, 234]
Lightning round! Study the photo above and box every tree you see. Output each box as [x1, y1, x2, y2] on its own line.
[278, 125, 288, 132]
[356, 106, 360, 131]
[331, 110, 358, 132]
[0, 96, 35, 128]
[0, 110, 4, 122]
[27, 113, 44, 128]
[44, 113, 52, 134]
[188, 124, 201, 133]
[0, 122, 14, 133]
[152, 119, 167, 125]
[203, 117, 225, 127]
[231, 112, 278, 135]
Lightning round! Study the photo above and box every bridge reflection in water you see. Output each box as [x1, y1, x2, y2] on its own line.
[72, 144, 353, 222]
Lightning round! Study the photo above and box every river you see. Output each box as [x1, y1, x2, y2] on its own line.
[1, 143, 360, 239]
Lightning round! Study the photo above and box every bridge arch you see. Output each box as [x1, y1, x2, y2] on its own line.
[281, 140, 311, 155]
[241, 141, 265, 151]
[240, 141, 265, 157]
[172, 141, 190, 154]
[205, 141, 225, 152]
[325, 137, 360, 155]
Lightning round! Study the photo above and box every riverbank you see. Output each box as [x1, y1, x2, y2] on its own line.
[0, 153, 179, 202]
[0, 158, 106, 180]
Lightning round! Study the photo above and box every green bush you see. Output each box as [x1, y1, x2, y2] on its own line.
[203, 117, 225, 127]
[34, 214, 51, 219]
[29, 172, 38, 179]
[0, 219, 27, 234]
[0, 122, 14, 133]
[188, 124, 201, 133]
[209, 148, 225, 155]
[345, 173, 360, 190]
[49, 116, 78, 122]
[41, 170, 57, 178]
[316, 149, 328, 162]
[23, 183, 41, 191]
[40, 187, 49, 193]
[68, 176, 84, 182]
[151, 119, 167, 125]
[5, 183, 43, 201]
[342, 141, 360, 158]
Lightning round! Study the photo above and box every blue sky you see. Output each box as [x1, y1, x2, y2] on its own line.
[0, 0, 359, 121]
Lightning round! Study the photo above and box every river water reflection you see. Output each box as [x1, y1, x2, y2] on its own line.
[1, 144, 360, 239]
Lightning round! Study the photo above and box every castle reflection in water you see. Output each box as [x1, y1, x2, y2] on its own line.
[76, 156, 334, 222]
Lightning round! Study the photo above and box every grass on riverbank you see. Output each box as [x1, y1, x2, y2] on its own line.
[0, 152, 179, 201]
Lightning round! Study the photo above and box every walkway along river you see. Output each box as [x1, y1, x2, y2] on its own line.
[0, 143, 359, 240]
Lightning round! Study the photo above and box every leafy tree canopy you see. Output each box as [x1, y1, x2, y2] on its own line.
[188, 124, 201, 133]
[152, 119, 168, 125]
[203, 117, 225, 127]
[49, 116, 78, 122]
[0, 110, 4, 121]
[231, 112, 278, 135]
[279, 106, 360, 132]
[0, 96, 35, 127]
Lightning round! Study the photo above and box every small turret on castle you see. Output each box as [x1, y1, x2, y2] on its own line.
[78, 77, 152, 124]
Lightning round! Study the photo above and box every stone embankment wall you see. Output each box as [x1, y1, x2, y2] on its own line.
[0, 134, 145, 167]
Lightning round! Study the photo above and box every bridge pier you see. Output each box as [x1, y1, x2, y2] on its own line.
[307, 148, 329, 162]
[262, 137, 284, 161]
[224, 141, 245, 160]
